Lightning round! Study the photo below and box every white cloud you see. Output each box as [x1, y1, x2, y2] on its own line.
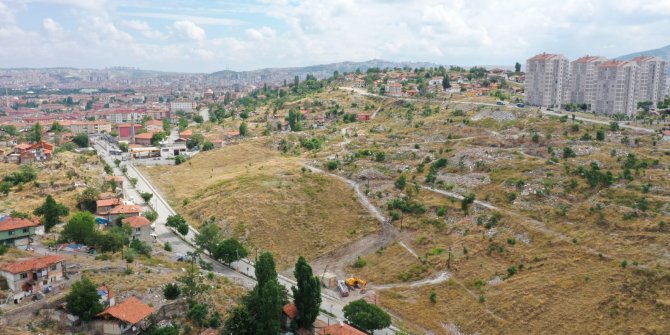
[121, 12, 240, 26]
[42, 18, 65, 38]
[173, 20, 206, 42]
[123, 20, 164, 39]
[245, 26, 276, 41]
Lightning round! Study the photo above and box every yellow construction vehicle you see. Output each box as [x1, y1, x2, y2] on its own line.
[345, 277, 367, 293]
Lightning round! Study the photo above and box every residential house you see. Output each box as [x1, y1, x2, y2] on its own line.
[0, 216, 39, 246]
[122, 216, 152, 242]
[116, 124, 143, 140]
[94, 296, 154, 335]
[0, 255, 65, 300]
[179, 129, 193, 139]
[96, 198, 121, 217]
[318, 322, 367, 335]
[107, 204, 142, 223]
[386, 82, 403, 97]
[133, 132, 155, 146]
[144, 120, 163, 133]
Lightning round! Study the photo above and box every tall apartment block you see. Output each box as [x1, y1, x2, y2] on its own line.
[569, 56, 607, 108]
[524, 53, 570, 108]
[594, 60, 639, 116]
[632, 56, 667, 107]
[525, 53, 668, 116]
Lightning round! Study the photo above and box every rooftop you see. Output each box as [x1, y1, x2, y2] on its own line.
[1, 255, 65, 274]
[0, 217, 39, 232]
[283, 303, 299, 319]
[109, 204, 142, 215]
[122, 216, 152, 228]
[96, 296, 154, 324]
[319, 322, 367, 335]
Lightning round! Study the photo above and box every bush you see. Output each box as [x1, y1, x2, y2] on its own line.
[130, 239, 152, 257]
[429, 291, 437, 304]
[164, 242, 172, 252]
[163, 283, 181, 300]
[507, 265, 517, 277]
[175, 155, 187, 165]
[354, 256, 367, 268]
[326, 160, 339, 170]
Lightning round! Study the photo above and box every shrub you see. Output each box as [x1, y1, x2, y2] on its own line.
[507, 265, 517, 277]
[163, 283, 181, 300]
[354, 256, 367, 268]
[164, 242, 172, 252]
[429, 291, 437, 304]
[326, 160, 339, 170]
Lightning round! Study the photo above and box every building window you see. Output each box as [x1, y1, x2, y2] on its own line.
[20, 273, 28, 279]
[51, 264, 57, 270]
[22, 228, 28, 233]
[8, 230, 14, 236]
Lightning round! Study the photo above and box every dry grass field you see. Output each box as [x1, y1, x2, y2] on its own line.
[140, 140, 379, 269]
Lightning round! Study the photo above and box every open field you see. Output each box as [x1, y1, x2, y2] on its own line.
[142, 82, 670, 333]
[140, 140, 380, 269]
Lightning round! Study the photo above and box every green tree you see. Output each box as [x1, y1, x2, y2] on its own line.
[26, 123, 43, 142]
[73, 133, 89, 147]
[442, 75, 451, 90]
[255, 252, 278, 288]
[140, 191, 153, 203]
[143, 210, 158, 222]
[166, 214, 186, 228]
[118, 142, 129, 152]
[213, 238, 248, 264]
[65, 277, 104, 321]
[162, 119, 171, 133]
[461, 193, 476, 215]
[0, 182, 11, 195]
[224, 305, 254, 335]
[202, 141, 214, 151]
[195, 223, 222, 256]
[188, 303, 209, 326]
[596, 129, 605, 141]
[292, 256, 321, 328]
[177, 222, 189, 236]
[77, 187, 100, 212]
[515, 62, 522, 72]
[33, 195, 69, 232]
[288, 109, 303, 131]
[179, 117, 189, 131]
[174, 155, 187, 165]
[61, 212, 97, 244]
[256, 280, 282, 334]
[239, 122, 249, 136]
[150, 132, 166, 146]
[193, 115, 204, 124]
[343, 299, 391, 333]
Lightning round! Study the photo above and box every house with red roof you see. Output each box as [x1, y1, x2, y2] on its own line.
[96, 198, 121, 217]
[122, 216, 152, 242]
[0, 255, 65, 295]
[133, 132, 155, 146]
[94, 296, 154, 335]
[0, 216, 39, 246]
[318, 322, 367, 335]
[107, 204, 142, 223]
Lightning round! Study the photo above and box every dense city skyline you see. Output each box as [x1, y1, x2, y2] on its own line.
[1, 0, 669, 72]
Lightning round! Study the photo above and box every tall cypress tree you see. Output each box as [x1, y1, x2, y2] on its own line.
[292, 256, 321, 329]
[256, 280, 282, 334]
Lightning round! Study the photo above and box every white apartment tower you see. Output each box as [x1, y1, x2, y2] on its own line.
[525, 53, 570, 108]
[569, 56, 607, 108]
[594, 60, 639, 116]
[632, 56, 667, 107]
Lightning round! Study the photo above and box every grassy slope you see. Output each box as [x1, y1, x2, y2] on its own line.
[140, 140, 379, 269]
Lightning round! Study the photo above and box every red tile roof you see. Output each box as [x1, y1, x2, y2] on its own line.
[529, 53, 563, 61]
[0, 217, 39, 232]
[97, 296, 154, 324]
[96, 198, 120, 208]
[122, 216, 151, 228]
[319, 323, 367, 335]
[574, 55, 605, 63]
[179, 129, 193, 136]
[1, 255, 64, 274]
[110, 204, 142, 215]
[134, 132, 155, 140]
[283, 303, 298, 319]
[631, 55, 658, 62]
[599, 60, 632, 68]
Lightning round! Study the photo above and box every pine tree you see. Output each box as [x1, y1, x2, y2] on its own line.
[34, 195, 69, 232]
[292, 256, 321, 328]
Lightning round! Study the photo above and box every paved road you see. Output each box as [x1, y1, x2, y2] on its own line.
[93, 139, 397, 334]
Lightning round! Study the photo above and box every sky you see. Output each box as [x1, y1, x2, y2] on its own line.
[0, 0, 669, 73]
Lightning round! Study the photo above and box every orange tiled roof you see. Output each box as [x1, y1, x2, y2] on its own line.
[1, 255, 65, 274]
[134, 132, 155, 140]
[283, 303, 298, 319]
[110, 204, 142, 215]
[97, 296, 154, 324]
[96, 198, 120, 207]
[0, 217, 39, 232]
[319, 323, 367, 335]
[122, 216, 151, 228]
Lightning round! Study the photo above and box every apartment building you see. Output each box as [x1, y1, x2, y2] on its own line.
[569, 56, 608, 108]
[632, 56, 667, 107]
[594, 60, 639, 116]
[169, 98, 194, 113]
[525, 53, 570, 107]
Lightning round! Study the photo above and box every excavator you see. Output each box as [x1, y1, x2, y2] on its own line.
[345, 277, 367, 293]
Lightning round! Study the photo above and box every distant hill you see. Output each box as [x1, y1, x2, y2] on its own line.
[209, 59, 439, 83]
[617, 44, 670, 74]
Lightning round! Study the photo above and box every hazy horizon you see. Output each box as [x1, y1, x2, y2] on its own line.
[1, 0, 669, 72]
